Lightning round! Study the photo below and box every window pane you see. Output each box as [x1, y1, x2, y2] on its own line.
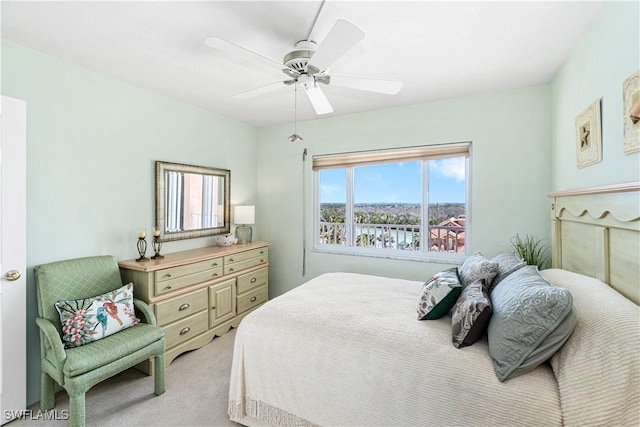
[353, 162, 421, 250]
[319, 168, 346, 245]
[427, 157, 466, 253]
[314, 144, 469, 260]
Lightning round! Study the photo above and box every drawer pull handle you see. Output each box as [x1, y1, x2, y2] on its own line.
[229, 258, 234, 262]
[260, 259, 265, 263]
[212, 262, 218, 267]
[250, 278, 257, 283]
[229, 268, 234, 272]
[211, 306, 216, 310]
[212, 273, 218, 277]
[250, 296, 257, 303]
[260, 250, 264, 254]
[178, 303, 190, 311]
[179, 327, 191, 336]
[164, 273, 172, 278]
[165, 285, 172, 290]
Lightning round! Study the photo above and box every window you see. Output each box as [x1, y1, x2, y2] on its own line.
[313, 143, 469, 261]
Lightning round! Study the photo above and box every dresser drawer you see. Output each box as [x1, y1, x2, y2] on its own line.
[224, 247, 268, 266]
[155, 288, 207, 327]
[224, 250, 268, 275]
[164, 310, 208, 349]
[237, 267, 268, 294]
[237, 285, 268, 314]
[155, 267, 223, 296]
[155, 258, 222, 283]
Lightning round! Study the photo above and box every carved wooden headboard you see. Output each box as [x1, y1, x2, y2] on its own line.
[548, 182, 640, 304]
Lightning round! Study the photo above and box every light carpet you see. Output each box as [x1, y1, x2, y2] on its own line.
[10, 329, 240, 427]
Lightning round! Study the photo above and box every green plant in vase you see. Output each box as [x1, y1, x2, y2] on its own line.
[510, 234, 550, 270]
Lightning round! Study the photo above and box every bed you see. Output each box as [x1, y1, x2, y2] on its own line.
[228, 182, 640, 427]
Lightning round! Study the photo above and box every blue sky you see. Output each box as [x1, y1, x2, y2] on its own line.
[319, 158, 466, 204]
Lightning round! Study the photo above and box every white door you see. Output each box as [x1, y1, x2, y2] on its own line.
[0, 96, 27, 424]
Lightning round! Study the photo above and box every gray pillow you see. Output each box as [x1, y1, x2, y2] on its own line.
[458, 251, 499, 288]
[488, 265, 576, 381]
[451, 278, 492, 348]
[489, 252, 526, 292]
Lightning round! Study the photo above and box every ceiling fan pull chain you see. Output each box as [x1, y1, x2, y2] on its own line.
[288, 83, 304, 142]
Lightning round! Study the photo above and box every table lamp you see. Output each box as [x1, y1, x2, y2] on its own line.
[234, 205, 255, 244]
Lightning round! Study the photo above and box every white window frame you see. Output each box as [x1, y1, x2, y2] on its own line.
[312, 143, 471, 263]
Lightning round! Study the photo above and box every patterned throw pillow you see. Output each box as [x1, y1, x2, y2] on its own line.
[488, 266, 576, 381]
[489, 252, 526, 292]
[417, 268, 463, 320]
[451, 278, 493, 348]
[54, 283, 140, 348]
[458, 251, 499, 288]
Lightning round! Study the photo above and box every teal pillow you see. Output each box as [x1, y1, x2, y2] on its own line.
[417, 268, 463, 320]
[488, 266, 576, 381]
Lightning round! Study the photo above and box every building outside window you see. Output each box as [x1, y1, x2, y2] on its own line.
[313, 143, 470, 261]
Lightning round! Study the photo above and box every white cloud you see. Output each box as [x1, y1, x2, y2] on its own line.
[431, 158, 466, 181]
[363, 173, 386, 186]
[383, 193, 398, 203]
[320, 184, 342, 197]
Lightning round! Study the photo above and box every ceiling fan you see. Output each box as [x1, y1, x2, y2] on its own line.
[204, 19, 403, 116]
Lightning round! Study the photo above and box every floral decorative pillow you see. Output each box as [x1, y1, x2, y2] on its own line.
[54, 283, 140, 348]
[451, 278, 493, 348]
[417, 268, 463, 320]
[458, 251, 499, 288]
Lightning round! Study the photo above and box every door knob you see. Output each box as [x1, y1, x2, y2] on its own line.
[3, 270, 21, 281]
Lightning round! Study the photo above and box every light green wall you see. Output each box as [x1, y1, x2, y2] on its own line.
[1, 41, 259, 405]
[256, 85, 551, 298]
[550, 1, 640, 190]
[3, 0, 632, 408]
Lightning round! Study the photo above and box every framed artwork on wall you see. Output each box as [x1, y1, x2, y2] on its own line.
[623, 70, 640, 154]
[575, 99, 602, 168]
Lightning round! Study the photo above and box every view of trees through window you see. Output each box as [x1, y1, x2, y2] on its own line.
[317, 153, 467, 255]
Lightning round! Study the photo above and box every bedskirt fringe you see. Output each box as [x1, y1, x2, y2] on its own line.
[229, 398, 318, 427]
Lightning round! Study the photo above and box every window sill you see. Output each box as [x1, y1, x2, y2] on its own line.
[312, 245, 465, 264]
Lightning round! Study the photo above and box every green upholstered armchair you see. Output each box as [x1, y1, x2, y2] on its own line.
[34, 255, 165, 427]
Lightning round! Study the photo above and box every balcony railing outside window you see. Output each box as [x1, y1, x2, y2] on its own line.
[319, 222, 465, 253]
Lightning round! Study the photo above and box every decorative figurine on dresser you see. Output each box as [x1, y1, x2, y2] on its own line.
[119, 242, 269, 372]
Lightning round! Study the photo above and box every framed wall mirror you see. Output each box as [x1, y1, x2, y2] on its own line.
[156, 161, 230, 241]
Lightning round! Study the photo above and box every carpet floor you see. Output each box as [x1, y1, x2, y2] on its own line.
[10, 329, 240, 427]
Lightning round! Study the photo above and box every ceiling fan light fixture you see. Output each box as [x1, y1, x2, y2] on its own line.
[283, 69, 300, 79]
[306, 65, 321, 75]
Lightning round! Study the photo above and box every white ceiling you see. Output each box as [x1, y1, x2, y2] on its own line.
[1, 1, 607, 128]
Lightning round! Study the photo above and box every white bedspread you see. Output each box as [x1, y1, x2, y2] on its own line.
[228, 272, 562, 426]
[541, 269, 640, 427]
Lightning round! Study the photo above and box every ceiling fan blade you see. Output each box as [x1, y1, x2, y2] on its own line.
[329, 74, 403, 95]
[307, 19, 365, 74]
[204, 37, 283, 72]
[232, 81, 284, 100]
[303, 84, 333, 115]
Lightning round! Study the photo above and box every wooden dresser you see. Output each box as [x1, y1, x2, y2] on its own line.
[119, 241, 269, 369]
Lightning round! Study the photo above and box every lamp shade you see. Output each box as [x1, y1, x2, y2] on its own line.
[234, 205, 255, 225]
